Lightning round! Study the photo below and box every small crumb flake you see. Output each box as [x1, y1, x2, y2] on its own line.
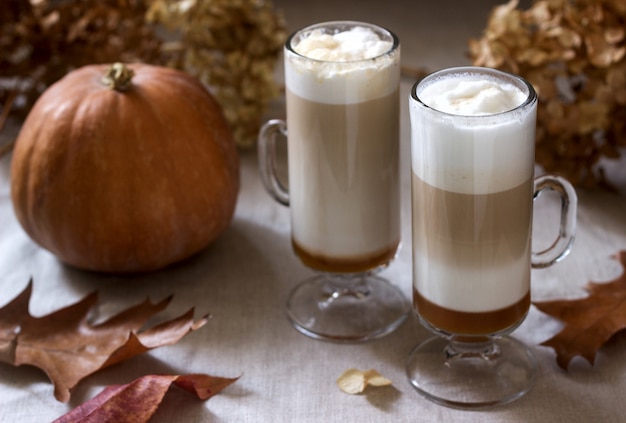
[336, 368, 392, 394]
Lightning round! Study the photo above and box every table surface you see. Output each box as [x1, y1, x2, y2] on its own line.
[2, 1, 626, 422]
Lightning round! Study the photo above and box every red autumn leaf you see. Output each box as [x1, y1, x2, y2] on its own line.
[0, 280, 208, 402]
[534, 250, 626, 369]
[52, 373, 239, 423]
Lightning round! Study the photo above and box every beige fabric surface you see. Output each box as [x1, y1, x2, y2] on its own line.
[1, 1, 626, 422]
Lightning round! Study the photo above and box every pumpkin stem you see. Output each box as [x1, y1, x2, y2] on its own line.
[102, 63, 135, 91]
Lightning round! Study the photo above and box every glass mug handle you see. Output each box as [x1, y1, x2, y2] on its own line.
[258, 119, 290, 206]
[531, 175, 578, 268]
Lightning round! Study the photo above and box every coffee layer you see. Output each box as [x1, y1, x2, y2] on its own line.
[414, 288, 530, 335]
[293, 239, 398, 273]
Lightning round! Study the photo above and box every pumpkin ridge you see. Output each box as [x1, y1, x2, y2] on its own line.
[129, 75, 224, 262]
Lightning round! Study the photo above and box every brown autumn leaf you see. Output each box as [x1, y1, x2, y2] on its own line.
[534, 251, 626, 369]
[52, 373, 239, 423]
[0, 280, 208, 402]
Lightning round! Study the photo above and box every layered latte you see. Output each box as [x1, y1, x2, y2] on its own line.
[285, 24, 401, 273]
[410, 69, 536, 335]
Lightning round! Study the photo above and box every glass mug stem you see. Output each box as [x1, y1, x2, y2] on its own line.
[531, 175, 577, 268]
[258, 119, 289, 206]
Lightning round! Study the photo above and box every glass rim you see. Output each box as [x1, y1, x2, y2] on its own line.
[410, 66, 537, 119]
[285, 20, 399, 65]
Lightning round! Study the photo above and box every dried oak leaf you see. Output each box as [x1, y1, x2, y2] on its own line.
[0, 280, 208, 402]
[53, 373, 239, 423]
[534, 250, 626, 369]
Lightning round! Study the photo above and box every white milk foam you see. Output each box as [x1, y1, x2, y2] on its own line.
[285, 26, 399, 104]
[419, 77, 526, 116]
[410, 72, 535, 194]
[294, 27, 392, 61]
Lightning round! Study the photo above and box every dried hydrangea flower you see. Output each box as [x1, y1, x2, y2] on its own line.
[147, 0, 287, 148]
[470, 0, 626, 188]
[0, 0, 286, 151]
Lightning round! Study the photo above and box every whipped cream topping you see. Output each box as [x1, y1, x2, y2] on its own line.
[293, 26, 393, 62]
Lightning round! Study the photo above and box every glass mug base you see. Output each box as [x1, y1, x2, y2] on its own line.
[406, 335, 537, 409]
[286, 273, 409, 342]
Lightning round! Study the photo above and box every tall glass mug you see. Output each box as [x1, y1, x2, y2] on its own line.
[258, 21, 408, 342]
[406, 67, 577, 408]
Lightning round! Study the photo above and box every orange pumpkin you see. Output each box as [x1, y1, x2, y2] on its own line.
[10, 63, 239, 273]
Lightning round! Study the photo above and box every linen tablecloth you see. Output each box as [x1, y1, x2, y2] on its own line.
[2, 1, 626, 421]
